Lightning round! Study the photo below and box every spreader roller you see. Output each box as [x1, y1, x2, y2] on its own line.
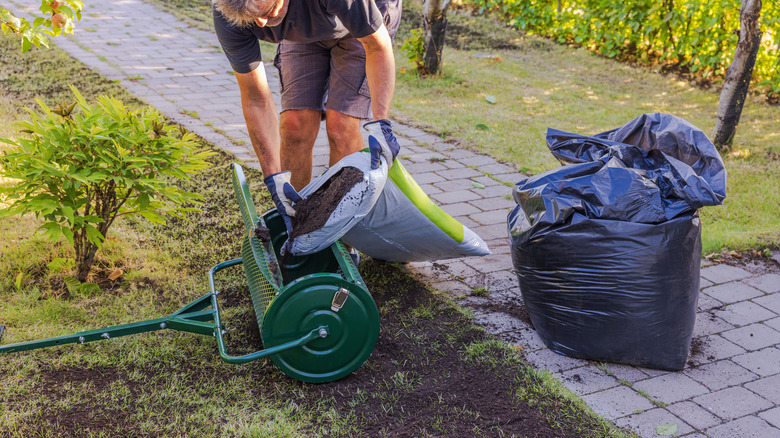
[228, 163, 380, 382]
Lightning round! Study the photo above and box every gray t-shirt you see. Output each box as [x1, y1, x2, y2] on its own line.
[214, 0, 385, 74]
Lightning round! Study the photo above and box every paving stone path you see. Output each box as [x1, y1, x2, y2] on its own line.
[6, 0, 780, 436]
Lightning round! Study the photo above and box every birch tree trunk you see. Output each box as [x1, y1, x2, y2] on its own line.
[422, 0, 450, 75]
[712, 0, 763, 149]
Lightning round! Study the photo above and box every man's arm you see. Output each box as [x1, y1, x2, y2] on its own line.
[235, 64, 282, 175]
[358, 23, 395, 121]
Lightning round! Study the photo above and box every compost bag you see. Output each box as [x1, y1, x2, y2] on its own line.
[286, 150, 388, 255]
[508, 113, 726, 371]
[342, 160, 491, 262]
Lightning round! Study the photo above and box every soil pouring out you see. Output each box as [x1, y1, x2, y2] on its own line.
[289, 166, 364, 240]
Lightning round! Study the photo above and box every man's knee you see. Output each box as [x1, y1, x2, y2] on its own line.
[325, 112, 361, 147]
[281, 109, 320, 147]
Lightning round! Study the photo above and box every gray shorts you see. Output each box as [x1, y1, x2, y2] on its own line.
[273, 0, 401, 119]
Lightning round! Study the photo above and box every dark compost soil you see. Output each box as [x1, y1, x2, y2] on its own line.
[17, 260, 591, 438]
[289, 166, 365, 240]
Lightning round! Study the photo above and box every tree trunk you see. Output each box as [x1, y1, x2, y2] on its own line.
[712, 0, 762, 149]
[423, 0, 450, 75]
[75, 239, 99, 283]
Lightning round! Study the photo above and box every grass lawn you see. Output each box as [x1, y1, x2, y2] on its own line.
[0, 25, 629, 438]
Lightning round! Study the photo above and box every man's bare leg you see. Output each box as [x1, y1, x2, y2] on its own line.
[280, 109, 323, 191]
[325, 109, 367, 265]
[325, 109, 364, 165]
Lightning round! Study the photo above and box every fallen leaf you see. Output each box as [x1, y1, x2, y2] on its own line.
[475, 123, 489, 131]
[472, 181, 486, 189]
[656, 423, 677, 436]
[108, 268, 124, 281]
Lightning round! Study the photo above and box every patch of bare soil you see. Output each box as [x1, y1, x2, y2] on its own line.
[686, 335, 713, 368]
[15, 261, 597, 437]
[26, 366, 144, 436]
[300, 260, 584, 437]
[705, 249, 780, 275]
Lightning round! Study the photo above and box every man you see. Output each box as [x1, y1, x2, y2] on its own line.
[212, 0, 402, 238]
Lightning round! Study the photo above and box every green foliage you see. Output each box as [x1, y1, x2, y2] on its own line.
[1, 0, 84, 52]
[467, 0, 780, 97]
[401, 28, 426, 72]
[0, 86, 213, 281]
[471, 286, 490, 296]
[63, 275, 101, 296]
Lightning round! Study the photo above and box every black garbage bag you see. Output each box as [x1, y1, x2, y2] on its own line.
[508, 113, 726, 371]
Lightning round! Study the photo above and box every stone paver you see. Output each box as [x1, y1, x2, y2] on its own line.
[731, 348, 780, 377]
[702, 282, 763, 304]
[633, 373, 709, 404]
[582, 386, 656, 420]
[693, 387, 773, 420]
[21, 0, 780, 435]
[760, 407, 780, 429]
[555, 366, 620, 396]
[705, 416, 780, 438]
[523, 347, 588, 373]
[667, 401, 722, 430]
[700, 265, 753, 284]
[746, 274, 780, 293]
[721, 324, 780, 351]
[614, 408, 695, 437]
[745, 375, 780, 404]
[690, 334, 746, 363]
[714, 301, 776, 326]
[603, 363, 652, 384]
[755, 293, 780, 314]
[684, 359, 758, 391]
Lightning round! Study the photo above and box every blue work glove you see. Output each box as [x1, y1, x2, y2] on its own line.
[364, 119, 400, 170]
[263, 171, 302, 238]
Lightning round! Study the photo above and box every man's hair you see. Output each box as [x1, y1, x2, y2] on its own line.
[213, 0, 268, 27]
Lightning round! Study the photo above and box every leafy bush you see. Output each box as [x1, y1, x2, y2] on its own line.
[467, 0, 780, 97]
[402, 28, 427, 72]
[0, 87, 213, 283]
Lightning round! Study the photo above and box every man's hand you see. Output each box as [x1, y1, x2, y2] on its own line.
[264, 171, 302, 236]
[364, 119, 400, 170]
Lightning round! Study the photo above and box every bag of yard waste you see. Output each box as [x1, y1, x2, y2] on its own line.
[285, 150, 388, 255]
[341, 160, 491, 262]
[508, 113, 726, 371]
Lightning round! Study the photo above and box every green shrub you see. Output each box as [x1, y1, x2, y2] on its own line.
[402, 28, 426, 72]
[0, 86, 213, 283]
